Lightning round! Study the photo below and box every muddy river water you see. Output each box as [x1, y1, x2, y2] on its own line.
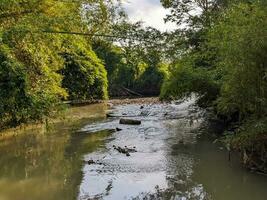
[0, 99, 267, 200]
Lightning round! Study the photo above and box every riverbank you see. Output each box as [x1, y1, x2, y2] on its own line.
[0, 97, 159, 140]
[0, 103, 107, 141]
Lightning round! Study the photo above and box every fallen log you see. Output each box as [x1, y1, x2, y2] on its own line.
[119, 118, 141, 125]
[120, 86, 143, 97]
[106, 113, 117, 118]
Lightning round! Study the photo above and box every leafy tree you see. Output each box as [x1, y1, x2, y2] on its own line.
[160, 58, 219, 104]
[209, 1, 267, 119]
[0, 0, 115, 128]
[91, 21, 169, 97]
[110, 22, 168, 95]
[92, 39, 124, 95]
[136, 63, 169, 96]
[0, 45, 30, 128]
[61, 38, 108, 100]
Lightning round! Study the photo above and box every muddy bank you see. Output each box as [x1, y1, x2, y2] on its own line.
[0, 97, 156, 140]
[0, 103, 107, 141]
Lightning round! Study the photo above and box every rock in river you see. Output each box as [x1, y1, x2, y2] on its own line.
[116, 127, 122, 131]
[113, 145, 137, 156]
[119, 118, 141, 125]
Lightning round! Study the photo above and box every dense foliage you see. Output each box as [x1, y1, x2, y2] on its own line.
[61, 38, 108, 100]
[0, 0, 168, 128]
[0, 0, 116, 128]
[160, 0, 267, 172]
[92, 22, 168, 96]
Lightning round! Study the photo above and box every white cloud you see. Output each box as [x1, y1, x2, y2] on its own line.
[121, 0, 177, 32]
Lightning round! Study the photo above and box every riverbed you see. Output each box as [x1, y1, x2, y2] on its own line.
[0, 98, 267, 200]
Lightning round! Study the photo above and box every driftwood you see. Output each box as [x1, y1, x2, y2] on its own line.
[106, 113, 117, 118]
[119, 118, 141, 125]
[113, 145, 137, 156]
[106, 113, 139, 118]
[120, 86, 143, 97]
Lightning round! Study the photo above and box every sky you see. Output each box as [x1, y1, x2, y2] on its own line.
[121, 0, 177, 32]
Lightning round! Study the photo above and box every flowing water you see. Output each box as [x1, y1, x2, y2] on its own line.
[0, 99, 267, 200]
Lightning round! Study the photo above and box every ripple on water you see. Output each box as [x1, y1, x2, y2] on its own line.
[78, 98, 207, 200]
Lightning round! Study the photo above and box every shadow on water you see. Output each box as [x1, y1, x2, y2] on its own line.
[190, 133, 267, 200]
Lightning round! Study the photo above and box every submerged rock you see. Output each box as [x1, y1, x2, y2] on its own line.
[87, 159, 95, 165]
[86, 159, 104, 165]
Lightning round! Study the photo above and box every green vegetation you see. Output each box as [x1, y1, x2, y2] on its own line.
[1, 0, 266, 173]
[160, 0, 267, 172]
[61, 38, 108, 100]
[0, 0, 110, 128]
[0, 0, 167, 129]
[92, 22, 168, 96]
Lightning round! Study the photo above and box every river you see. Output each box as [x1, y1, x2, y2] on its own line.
[0, 98, 267, 200]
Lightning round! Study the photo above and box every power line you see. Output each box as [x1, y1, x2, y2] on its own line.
[42, 30, 129, 40]
[41, 30, 164, 44]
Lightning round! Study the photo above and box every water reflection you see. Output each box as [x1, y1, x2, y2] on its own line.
[77, 99, 267, 200]
[191, 133, 267, 200]
[0, 103, 107, 200]
[0, 100, 267, 200]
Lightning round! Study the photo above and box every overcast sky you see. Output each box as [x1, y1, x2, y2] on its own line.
[121, 0, 177, 32]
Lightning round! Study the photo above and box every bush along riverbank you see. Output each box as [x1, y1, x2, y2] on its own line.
[159, 0, 267, 173]
[224, 118, 267, 174]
